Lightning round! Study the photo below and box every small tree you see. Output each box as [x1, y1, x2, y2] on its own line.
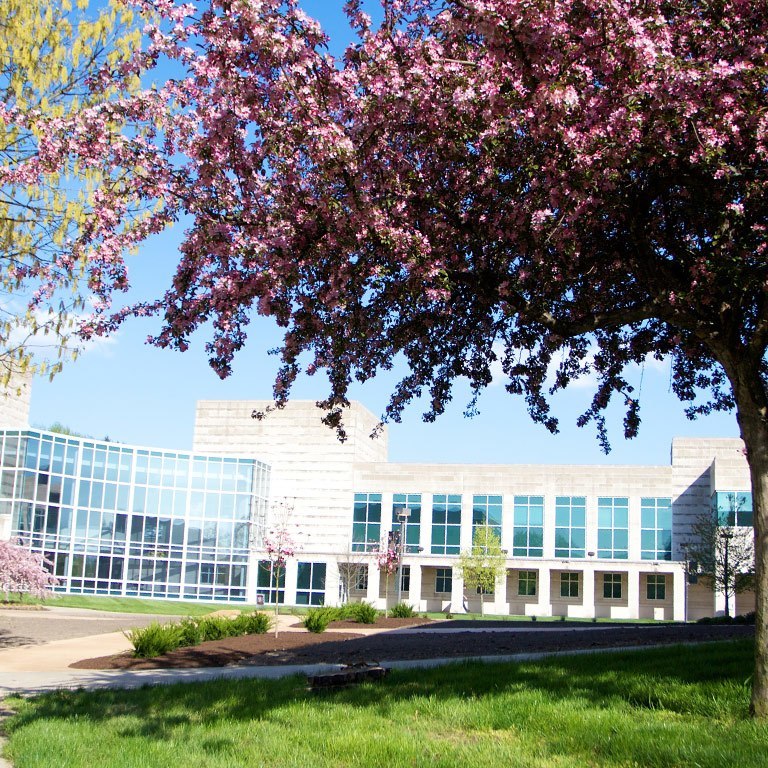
[687, 496, 755, 619]
[458, 526, 506, 617]
[337, 550, 370, 605]
[262, 518, 297, 638]
[375, 537, 400, 617]
[0, 540, 58, 602]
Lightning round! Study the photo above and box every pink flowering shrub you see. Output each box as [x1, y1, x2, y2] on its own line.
[0, 540, 58, 601]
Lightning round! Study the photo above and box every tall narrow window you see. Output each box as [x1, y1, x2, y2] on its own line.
[352, 493, 382, 552]
[560, 572, 579, 598]
[518, 570, 537, 596]
[513, 495, 544, 557]
[392, 493, 421, 552]
[555, 496, 586, 558]
[641, 498, 672, 560]
[435, 568, 452, 594]
[431, 494, 462, 555]
[472, 495, 502, 542]
[597, 497, 629, 559]
[646, 574, 666, 600]
[603, 573, 622, 599]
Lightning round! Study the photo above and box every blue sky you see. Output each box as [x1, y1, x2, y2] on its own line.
[27, 1, 741, 464]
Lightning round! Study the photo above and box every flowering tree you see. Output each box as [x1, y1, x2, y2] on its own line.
[0, 540, 58, 601]
[262, 519, 297, 637]
[7, 0, 768, 715]
[375, 538, 400, 616]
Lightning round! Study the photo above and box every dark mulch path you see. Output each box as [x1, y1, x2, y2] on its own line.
[71, 620, 754, 671]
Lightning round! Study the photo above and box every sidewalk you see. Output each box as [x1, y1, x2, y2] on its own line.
[0, 613, 377, 697]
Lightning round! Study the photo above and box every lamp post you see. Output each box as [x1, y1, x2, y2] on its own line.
[395, 507, 410, 604]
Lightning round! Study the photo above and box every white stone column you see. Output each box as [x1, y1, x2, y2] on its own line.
[324, 558, 341, 607]
[450, 566, 465, 613]
[460, 495, 473, 551]
[283, 559, 298, 607]
[420, 495, 433, 554]
[408, 563, 423, 611]
[246, 552, 259, 604]
[714, 586, 727, 616]
[542, 496, 556, 559]
[494, 567, 508, 615]
[627, 567, 640, 619]
[672, 566, 686, 621]
[366, 561, 381, 607]
[581, 567, 595, 618]
[533, 566, 552, 616]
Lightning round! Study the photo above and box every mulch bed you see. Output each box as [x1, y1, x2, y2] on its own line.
[71, 619, 754, 671]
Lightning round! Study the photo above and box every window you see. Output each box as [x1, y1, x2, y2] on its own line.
[431, 494, 462, 555]
[472, 495, 502, 542]
[641, 498, 672, 560]
[296, 561, 326, 606]
[400, 565, 411, 594]
[518, 570, 537, 596]
[256, 560, 285, 604]
[435, 568, 452, 594]
[352, 493, 382, 552]
[555, 497, 586, 558]
[646, 574, 666, 600]
[603, 573, 622, 599]
[513, 496, 544, 557]
[393, 493, 421, 552]
[560, 572, 579, 598]
[597, 497, 629, 559]
[712, 491, 753, 527]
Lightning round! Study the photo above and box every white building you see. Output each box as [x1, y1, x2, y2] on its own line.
[0, 379, 755, 620]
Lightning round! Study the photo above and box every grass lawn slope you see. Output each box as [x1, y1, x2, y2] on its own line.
[4, 640, 765, 768]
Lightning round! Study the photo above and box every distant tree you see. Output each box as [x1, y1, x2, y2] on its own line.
[375, 536, 400, 617]
[337, 549, 369, 605]
[262, 504, 297, 637]
[457, 526, 506, 616]
[46, 422, 86, 437]
[0, 540, 58, 601]
[687, 496, 755, 619]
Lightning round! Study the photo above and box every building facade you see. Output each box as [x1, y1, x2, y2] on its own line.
[0, 387, 756, 619]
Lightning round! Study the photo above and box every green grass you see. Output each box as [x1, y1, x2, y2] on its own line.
[11, 594, 261, 616]
[4, 641, 765, 768]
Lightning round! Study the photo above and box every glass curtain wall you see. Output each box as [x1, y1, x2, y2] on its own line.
[2, 429, 269, 601]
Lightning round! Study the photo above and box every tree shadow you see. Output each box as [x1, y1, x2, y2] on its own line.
[6, 639, 754, 742]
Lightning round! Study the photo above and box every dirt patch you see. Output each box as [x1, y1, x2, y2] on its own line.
[291, 616, 433, 630]
[71, 621, 754, 671]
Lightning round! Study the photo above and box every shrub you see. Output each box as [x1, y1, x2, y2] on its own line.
[126, 622, 182, 658]
[389, 602, 416, 618]
[230, 611, 271, 635]
[349, 601, 377, 624]
[304, 607, 337, 633]
[128, 611, 272, 657]
[176, 617, 205, 647]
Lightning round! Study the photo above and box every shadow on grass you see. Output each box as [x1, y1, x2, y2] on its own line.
[7, 639, 755, 738]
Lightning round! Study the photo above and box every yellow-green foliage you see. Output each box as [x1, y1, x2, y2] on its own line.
[0, 0, 142, 384]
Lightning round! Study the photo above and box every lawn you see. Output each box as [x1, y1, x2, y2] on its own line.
[4, 640, 764, 768]
[7, 594, 261, 616]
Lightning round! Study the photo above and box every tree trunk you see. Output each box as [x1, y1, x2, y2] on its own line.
[726, 363, 768, 718]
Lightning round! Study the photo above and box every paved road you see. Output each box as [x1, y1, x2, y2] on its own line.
[0, 606, 185, 649]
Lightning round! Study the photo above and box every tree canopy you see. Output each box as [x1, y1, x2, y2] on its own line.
[0, 0, 141, 384]
[5, 0, 768, 715]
